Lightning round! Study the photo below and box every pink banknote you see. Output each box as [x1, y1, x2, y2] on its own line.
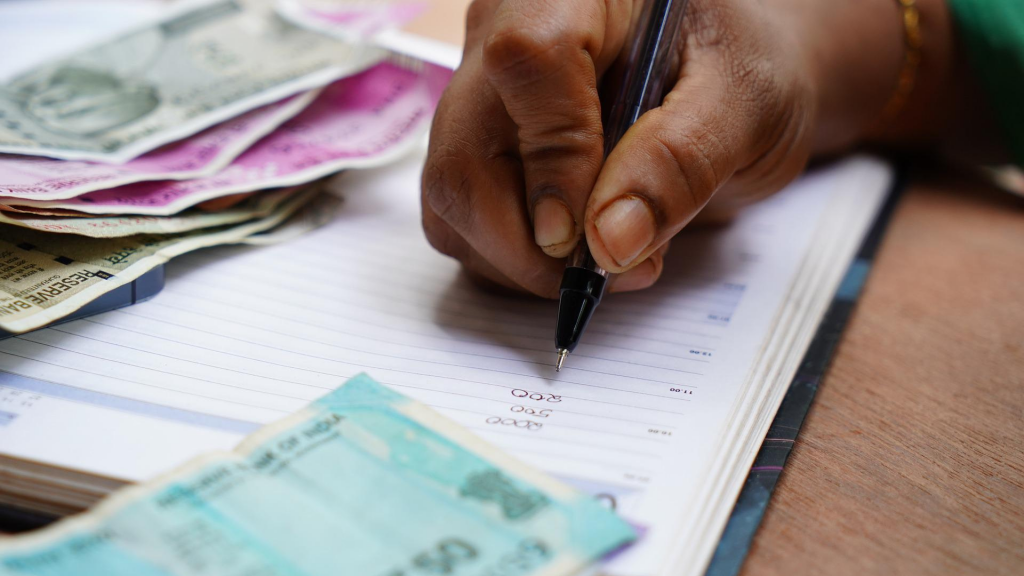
[0, 92, 317, 201]
[276, 0, 427, 39]
[3, 61, 452, 216]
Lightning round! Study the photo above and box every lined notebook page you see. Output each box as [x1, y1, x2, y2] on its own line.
[0, 150, 881, 573]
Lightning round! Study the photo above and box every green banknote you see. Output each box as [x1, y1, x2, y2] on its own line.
[0, 0, 383, 163]
[0, 374, 635, 576]
[239, 189, 342, 246]
[0, 187, 335, 334]
[0, 187, 301, 238]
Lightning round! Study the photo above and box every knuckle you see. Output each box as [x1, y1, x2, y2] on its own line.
[482, 25, 569, 86]
[649, 116, 726, 212]
[518, 123, 603, 168]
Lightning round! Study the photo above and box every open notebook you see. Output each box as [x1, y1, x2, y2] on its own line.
[0, 148, 891, 575]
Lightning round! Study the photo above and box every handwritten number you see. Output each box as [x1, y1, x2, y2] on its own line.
[510, 406, 551, 417]
[485, 416, 542, 431]
[510, 389, 561, 403]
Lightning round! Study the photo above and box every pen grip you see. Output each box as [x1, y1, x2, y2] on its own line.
[555, 267, 608, 353]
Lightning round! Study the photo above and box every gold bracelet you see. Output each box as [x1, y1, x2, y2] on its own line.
[878, 0, 923, 126]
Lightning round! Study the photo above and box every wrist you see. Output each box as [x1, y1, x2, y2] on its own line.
[779, 0, 908, 154]
[797, 0, 963, 154]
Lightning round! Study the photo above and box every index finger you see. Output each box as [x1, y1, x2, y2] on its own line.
[481, 0, 637, 258]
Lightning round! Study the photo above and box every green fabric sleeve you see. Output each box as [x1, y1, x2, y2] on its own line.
[947, 0, 1024, 166]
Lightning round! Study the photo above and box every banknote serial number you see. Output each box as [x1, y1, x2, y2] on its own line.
[382, 538, 477, 575]
[382, 538, 551, 576]
[479, 539, 552, 576]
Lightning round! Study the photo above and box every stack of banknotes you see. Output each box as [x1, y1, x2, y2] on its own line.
[0, 0, 449, 335]
[0, 374, 637, 575]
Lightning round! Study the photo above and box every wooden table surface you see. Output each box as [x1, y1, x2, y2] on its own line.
[408, 2, 1024, 575]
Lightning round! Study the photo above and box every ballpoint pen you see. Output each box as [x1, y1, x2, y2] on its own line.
[554, 0, 689, 371]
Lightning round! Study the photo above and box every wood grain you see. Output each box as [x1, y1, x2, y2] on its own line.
[417, 2, 1024, 572]
[743, 168, 1024, 576]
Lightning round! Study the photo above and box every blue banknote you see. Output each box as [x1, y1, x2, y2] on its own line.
[0, 374, 635, 575]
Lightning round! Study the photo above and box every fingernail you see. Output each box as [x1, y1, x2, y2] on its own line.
[533, 197, 576, 251]
[594, 196, 657, 267]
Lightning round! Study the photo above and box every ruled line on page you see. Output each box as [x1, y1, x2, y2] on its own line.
[179, 250, 735, 337]
[384, 382, 680, 428]
[11, 338, 318, 402]
[510, 448, 656, 475]
[0, 351, 296, 414]
[0, 354, 663, 467]
[153, 287, 709, 377]
[216, 245, 743, 326]
[44, 328, 335, 391]
[163, 277, 721, 356]
[39, 317, 699, 429]
[465, 427, 663, 459]
[125, 299, 701, 399]
[179, 241, 740, 324]
[301, 221, 754, 294]
[95, 311, 694, 417]
[54, 323, 687, 430]
[291, 223, 755, 300]
[3, 341, 662, 459]
[170, 264, 727, 344]
[429, 405, 671, 443]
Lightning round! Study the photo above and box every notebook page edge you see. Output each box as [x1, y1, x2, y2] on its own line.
[662, 157, 894, 576]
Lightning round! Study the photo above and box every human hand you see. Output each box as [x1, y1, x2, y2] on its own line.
[421, 0, 921, 297]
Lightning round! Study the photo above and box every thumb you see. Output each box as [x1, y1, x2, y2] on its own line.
[583, 55, 811, 274]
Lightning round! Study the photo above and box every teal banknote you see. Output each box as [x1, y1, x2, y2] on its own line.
[0, 374, 635, 575]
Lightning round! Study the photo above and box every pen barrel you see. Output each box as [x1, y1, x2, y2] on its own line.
[554, 0, 688, 358]
[555, 267, 608, 353]
[601, 0, 689, 155]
